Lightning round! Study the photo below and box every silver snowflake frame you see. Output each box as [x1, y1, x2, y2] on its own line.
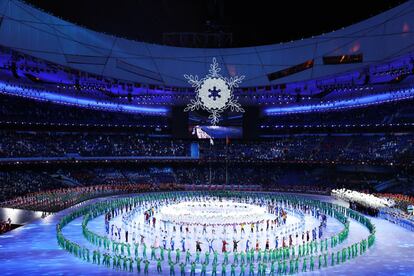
[184, 58, 245, 125]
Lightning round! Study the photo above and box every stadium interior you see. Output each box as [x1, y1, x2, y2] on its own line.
[0, 1, 413, 275]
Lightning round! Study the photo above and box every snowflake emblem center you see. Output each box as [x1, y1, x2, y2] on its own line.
[208, 86, 221, 101]
[183, 58, 245, 125]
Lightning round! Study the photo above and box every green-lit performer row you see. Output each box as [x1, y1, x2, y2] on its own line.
[57, 191, 375, 275]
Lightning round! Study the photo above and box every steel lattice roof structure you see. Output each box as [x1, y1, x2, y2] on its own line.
[1, 0, 414, 88]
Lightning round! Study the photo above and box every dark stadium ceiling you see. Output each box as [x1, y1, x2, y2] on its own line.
[26, 0, 406, 48]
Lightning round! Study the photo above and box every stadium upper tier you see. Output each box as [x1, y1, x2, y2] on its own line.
[1, 1, 414, 116]
[1, 0, 414, 88]
[1, 92, 413, 133]
[1, 43, 414, 116]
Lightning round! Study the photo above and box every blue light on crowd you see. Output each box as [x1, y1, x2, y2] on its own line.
[265, 88, 414, 115]
[0, 82, 168, 115]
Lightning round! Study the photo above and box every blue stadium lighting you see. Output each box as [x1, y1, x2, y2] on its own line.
[265, 88, 414, 115]
[0, 82, 168, 115]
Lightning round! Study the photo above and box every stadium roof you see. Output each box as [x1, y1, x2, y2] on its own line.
[1, 0, 414, 87]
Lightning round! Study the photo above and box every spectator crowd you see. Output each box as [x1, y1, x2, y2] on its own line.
[0, 131, 412, 166]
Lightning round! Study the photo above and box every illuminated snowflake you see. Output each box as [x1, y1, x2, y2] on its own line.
[184, 58, 245, 125]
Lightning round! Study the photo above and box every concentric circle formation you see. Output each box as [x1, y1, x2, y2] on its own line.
[158, 200, 270, 225]
[57, 191, 376, 275]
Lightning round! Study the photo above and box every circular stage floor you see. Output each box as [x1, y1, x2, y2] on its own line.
[0, 193, 413, 275]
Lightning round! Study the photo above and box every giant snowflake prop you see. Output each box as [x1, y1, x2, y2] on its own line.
[184, 58, 245, 125]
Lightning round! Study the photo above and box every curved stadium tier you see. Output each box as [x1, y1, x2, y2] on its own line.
[0, 1, 413, 275]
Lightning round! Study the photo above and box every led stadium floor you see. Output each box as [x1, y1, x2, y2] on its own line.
[0, 194, 413, 276]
